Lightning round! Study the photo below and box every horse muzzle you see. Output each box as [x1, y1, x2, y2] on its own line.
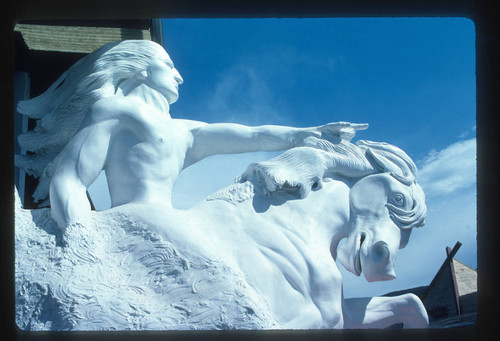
[361, 240, 397, 282]
[337, 231, 398, 282]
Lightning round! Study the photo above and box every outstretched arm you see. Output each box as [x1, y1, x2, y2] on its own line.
[181, 120, 368, 168]
[343, 294, 429, 329]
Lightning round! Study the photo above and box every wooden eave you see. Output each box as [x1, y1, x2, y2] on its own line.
[14, 23, 152, 53]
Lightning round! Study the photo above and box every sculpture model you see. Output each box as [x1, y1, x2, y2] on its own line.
[15, 40, 429, 330]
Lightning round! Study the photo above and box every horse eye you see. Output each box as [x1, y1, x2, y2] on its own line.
[393, 194, 405, 206]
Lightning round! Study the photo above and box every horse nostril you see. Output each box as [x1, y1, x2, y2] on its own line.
[372, 241, 390, 262]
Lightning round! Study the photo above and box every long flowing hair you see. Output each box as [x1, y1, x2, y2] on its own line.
[16, 40, 169, 205]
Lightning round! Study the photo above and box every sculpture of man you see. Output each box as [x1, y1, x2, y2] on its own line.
[15, 40, 430, 330]
[16, 40, 366, 228]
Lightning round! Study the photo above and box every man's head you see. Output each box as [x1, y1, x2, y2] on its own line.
[140, 56, 184, 104]
[80, 40, 179, 96]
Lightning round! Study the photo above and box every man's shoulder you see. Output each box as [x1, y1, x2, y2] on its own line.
[89, 96, 146, 122]
[91, 96, 137, 111]
[173, 118, 207, 131]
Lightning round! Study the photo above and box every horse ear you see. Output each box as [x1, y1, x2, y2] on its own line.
[366, 147, 390, 172]
[365, 146, 414, 182]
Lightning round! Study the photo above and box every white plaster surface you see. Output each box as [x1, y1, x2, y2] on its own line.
[15, 40, 430, 330]
[15, 190, 277, 330]
[15, 138, 429, 330]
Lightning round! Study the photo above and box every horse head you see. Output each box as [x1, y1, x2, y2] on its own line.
[337, 140, 427, 282]
[233, 133, 427, 284]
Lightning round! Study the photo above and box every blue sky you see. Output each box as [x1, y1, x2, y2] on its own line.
[89, 17, 476, 298]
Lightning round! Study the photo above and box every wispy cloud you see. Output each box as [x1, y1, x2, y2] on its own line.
[417, 138, 476, 197]
[203, 48, 338, 127]
[458, 125, 476, 139]
[206, 62, 289, 126]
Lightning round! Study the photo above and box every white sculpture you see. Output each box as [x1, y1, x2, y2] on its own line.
[15, 40, 428, 330]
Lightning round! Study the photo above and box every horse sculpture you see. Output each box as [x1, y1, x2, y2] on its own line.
[15, 40, 428, 330]
[97, 136, 428, 329]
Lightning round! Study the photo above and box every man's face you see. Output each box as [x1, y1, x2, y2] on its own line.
[145, 55, 184, 104]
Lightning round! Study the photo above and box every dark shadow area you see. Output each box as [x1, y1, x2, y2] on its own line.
[251, 185, 307, 213]
[29, 208, 65, 247]
[120, 27, 145, 40]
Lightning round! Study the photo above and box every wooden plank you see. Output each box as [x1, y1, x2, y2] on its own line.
[17, 19, 152, 30]
[447, 246, 461, 315]
[14, 24, 152, 53]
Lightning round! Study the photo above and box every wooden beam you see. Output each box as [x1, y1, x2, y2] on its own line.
[447, 245, 462, 315]
[422, 241, 462, 301]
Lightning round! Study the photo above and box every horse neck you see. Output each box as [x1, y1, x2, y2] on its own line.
[271, 179, 351, 251]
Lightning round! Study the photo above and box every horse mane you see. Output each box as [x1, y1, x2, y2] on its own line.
[233, 135, 426, 232]
[15, 40, 169, 206]
[236, 136, 373, 198]
[356, 140, 426, 232]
